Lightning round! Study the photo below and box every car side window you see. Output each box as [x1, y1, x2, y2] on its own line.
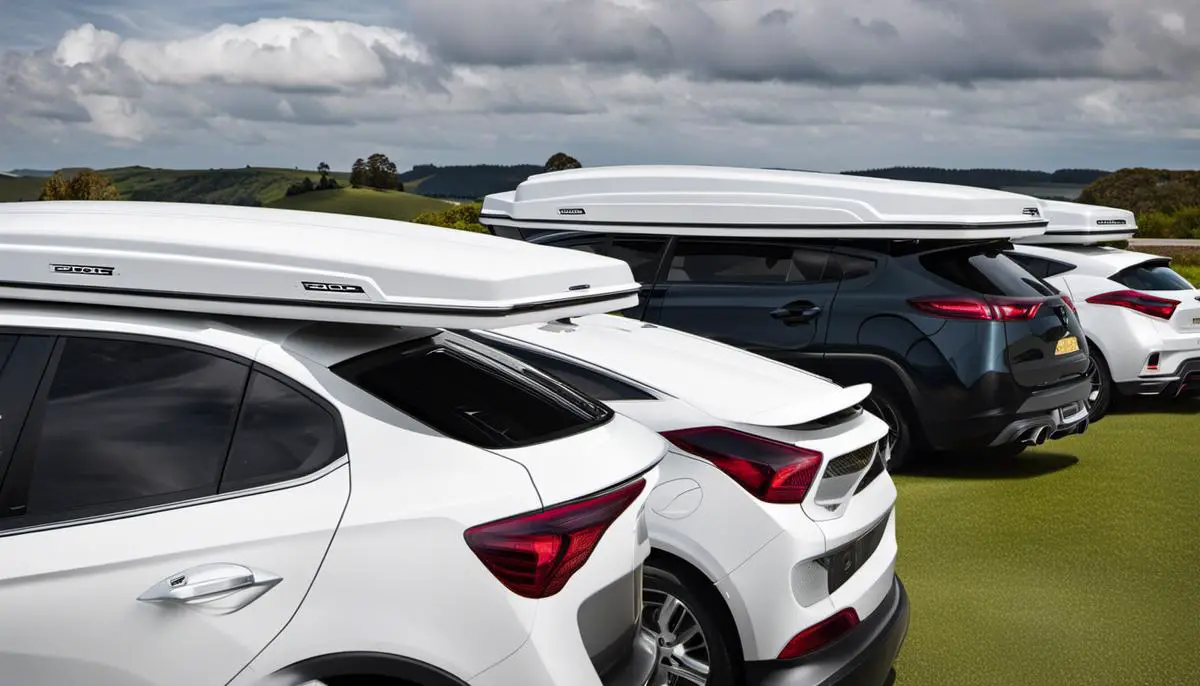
[20, 337, 249, 518]
[1007, 253, 1050, 278]
[825, 252, 877, 281]
[220, 370, 343, 492]
[559, 237, 607, 255]
[667, 240, 831, 284]
[608, 237, 670, 283]
[481, 339, 655, 401]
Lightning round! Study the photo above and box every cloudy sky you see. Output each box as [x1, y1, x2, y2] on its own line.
[2, 0, 1198, 172]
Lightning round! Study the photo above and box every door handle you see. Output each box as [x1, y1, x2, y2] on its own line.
[138, 563, 282, 606]
[770, 302, 823, 325]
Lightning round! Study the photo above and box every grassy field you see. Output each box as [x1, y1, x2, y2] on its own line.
[0, 175, 45, 201]
[268, 187, 451, 220]
[892, 398, 1200, 685]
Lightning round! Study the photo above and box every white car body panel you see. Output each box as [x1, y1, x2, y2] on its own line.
[474, 315, 898, 663]
[1012, 244, 1200, 387]
[0, 303, 663, 686]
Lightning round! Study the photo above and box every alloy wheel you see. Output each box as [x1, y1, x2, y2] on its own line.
[642, 589, 712, 685]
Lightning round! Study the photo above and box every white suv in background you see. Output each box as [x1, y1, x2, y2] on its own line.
[469, 314, 910, 686]
[0, 202, 665, 686]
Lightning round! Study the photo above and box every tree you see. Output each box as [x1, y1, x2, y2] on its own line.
[39, 169, 121, 201]
[349, 158, 367, 188]
[544, 152, 582, 173]
[365, 153, 400, 191]
[411, 203, 489, 233]
[317, 161, 330, 181]
[314, 161, 339, 191]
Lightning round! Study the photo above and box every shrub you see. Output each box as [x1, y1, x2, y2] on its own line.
[411, 203, 489, 233]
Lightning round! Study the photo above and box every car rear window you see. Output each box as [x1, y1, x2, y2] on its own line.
[1110, 261, 1194, 291]
[332, 332, 613, 449]
[920, 245, 1055, 297]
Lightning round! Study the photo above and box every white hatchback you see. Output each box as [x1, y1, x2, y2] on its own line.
[469, 314, 910, 686]
[0, 201, 665, 686]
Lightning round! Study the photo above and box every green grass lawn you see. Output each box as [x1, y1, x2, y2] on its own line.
[892, 398, 1200, 685]
[267, 187, 452, 221]
[0, 175, 46, 201]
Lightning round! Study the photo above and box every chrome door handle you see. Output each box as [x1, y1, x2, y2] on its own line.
[138, 563, 282, 605]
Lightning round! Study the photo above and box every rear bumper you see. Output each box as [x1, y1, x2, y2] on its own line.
[744, 575, 909, 686]
[1115, 358, 1200, 398]
[977, 377, 1091, 448]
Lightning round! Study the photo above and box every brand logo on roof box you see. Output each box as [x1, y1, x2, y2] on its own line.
[1095, 219, 1127, 225]
[558, 207, 586, 215]
[51, 264, 114, 276]
[1022, 208, 1041, 217]
[302, 281, 365, 293]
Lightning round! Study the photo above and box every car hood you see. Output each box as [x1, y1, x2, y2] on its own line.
[487, 314, 869, 427]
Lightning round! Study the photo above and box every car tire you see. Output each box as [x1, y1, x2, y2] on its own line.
[864, 389, 917, 472]
[643, 564, 739, 686]
[1085, 346, 1113, 422]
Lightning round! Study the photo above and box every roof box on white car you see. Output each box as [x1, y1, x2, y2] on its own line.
[1014, 199, 1137, 245]
[0, 201, 640, 328]
[480, 165, 1050, 240]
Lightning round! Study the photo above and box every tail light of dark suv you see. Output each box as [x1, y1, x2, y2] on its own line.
[660, 426, 822, 504]
[907, 295, 1043, 321]
[464, 478, 646, 599]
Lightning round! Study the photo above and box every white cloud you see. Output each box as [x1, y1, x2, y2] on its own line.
[2, 2, 1200, 171]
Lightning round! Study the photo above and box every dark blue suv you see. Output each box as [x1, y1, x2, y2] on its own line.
[491, 227, 1092, 469]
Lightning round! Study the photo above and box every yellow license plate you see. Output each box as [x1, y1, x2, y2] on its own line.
[1055, 336, 1080, 355]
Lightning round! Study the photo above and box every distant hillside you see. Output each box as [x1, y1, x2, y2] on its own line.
[6, 169, 54, 177]
[105, 166, 353, 206]
[0, 175, 45, 201]
[399, 164, 546, 199]
[268, 187, 451, 221]
[1079, 168, 1200, 216]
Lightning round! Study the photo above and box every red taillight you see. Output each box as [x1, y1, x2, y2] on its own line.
[660, 426, 822, 504]
[778, 608, 861, 660]
[908, 296, 1041, 321]
[1060, 294, 1077, 313]
[1085, 289, 1179, 320]
[464, 478, 646, 599]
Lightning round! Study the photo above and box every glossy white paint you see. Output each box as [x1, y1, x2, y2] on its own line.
[1018, 199, 1138, 245]
[474, 315, 898, 663]
[0, 302, 664, 686]
[0, 201, 639, 328]
[1012, 243, 1200, 385]
[481, 165, 1049, 239]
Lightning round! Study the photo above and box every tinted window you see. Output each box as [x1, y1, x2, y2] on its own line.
[668, 240, 830, 284]
[1111, 261, 1194, 291]
[221, 371, 342, 491]
[481, 340, 655, 401]
[609, 238, 669, 282]
[333, 333, 612, 449]
[24, 338, 248, 516]
[920, 246, 1054, 297]
[825, 252, 876, 280]
[561, 238, 606, 255]
[1007, 253, 1076, 279]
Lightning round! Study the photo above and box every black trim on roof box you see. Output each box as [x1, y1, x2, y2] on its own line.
[0, 280, 640, 318]
[477, 212, 1050, 231]
[1042, 229, 1134, 237]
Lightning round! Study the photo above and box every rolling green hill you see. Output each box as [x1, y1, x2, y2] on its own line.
[105, 166, 353, 206]
[0, 175, 47, 201]
[268, 187, 452, 220]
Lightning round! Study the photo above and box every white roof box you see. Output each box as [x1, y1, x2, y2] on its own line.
[481, 165, 1049, 240]
[0, 201, 640, 329]
[1014, 199, 1137, 245]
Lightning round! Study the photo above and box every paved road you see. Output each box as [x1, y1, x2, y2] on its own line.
[1129, 238, 1200, 247]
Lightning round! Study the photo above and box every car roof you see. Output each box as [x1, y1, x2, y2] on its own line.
[0, 200, 639, 329]
[1012, 244, 1168, 275]
[480, 314, 872, 427]
[480, 164, 1048, 240]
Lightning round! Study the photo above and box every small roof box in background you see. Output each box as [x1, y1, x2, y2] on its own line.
[0, 201, 639, 328]
[1014, 199, 1137, 245]
[481, 165, 1049, 240]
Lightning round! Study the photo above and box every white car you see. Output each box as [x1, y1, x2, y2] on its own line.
[0, 202, 666, 686]
[1011, 200, 1200, 420]
[468, 314, 909, 686]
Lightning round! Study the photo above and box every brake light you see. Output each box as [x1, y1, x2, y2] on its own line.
[660, 426, 822, 504]
[464, 478, 646, 599]
[1061, 294, 1077, 313]
[1085, 290, 1179, 320]
[908, 296, 1041, 321]
[778, 608, 861, 660]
